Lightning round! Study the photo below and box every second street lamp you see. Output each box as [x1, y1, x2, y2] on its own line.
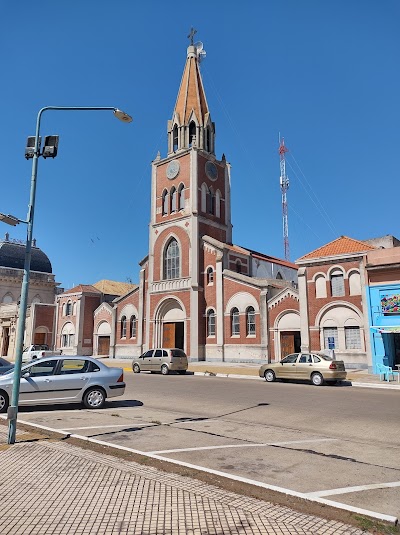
[6, 106, 132, 445]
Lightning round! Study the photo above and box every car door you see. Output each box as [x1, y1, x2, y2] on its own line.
[50, 358, 92, 402]
[153, 349, 164, 371]
[19, 359, 59, 404]
[277, 353, 299, 379]
[295, 354, 314, 379]
[141, 350, 154, 371]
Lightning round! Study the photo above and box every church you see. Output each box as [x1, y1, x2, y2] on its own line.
[70, 38, 301, 363]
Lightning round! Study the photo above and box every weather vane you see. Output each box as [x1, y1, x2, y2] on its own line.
[187, 27, 197, 45]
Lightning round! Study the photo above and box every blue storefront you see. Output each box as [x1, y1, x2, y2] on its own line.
[367, 284, 400, 373]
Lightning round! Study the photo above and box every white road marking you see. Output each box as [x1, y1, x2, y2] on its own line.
[62, 424, 142, 431]
[150, 438, 337, 454]
[306, 481, 400, 498]
[11, 417, 398, 525]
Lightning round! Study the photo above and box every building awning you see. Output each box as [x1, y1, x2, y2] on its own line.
[370, 326, 400, 333]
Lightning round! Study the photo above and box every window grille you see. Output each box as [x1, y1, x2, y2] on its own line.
[207, 310, 216, 337]
[164, 239, 180, 279]
[231, 308, 240, 336]
[331, 273, 345, 296]
[246, 307, 256, 335]
[345, 326, 361, 349]
[323, 327, 338, 349]
[121, 316, 127, 338]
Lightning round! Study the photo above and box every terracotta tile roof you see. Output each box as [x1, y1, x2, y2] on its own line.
[297, 236, 376, 261]
[93, 279, 136, 296]
[62, 284, 101, 295]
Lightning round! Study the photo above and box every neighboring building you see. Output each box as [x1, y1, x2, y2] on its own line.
[55, 280, 136, 356]
[111, 41, 299, 362]
[0, 233, 59, 357]
[365, 247, 400, 373]
[296, 236, 376, 369]
[296, 235, 400, 371]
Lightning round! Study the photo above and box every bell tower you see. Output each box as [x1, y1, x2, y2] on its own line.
[145, 32, 232, 358]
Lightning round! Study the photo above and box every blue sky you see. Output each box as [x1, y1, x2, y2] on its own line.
[1, 1, 399, 290]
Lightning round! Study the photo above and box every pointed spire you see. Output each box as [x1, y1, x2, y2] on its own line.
[173, 43, 209, 126]
[167, 32, 215, 155]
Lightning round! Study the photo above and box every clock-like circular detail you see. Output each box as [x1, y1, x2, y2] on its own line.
[166, 159, 180, 179]
[205, 161, 218, 181]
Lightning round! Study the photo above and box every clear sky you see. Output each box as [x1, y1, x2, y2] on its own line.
[1, 1, 399, 290]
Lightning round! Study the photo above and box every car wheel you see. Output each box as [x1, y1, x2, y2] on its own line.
[311, 372, 324, 386]
[0, 391, 9, 413]
[161, 364, 169, 375]
[264, 370, 276, 382]
[132, 363, 140, 373]
[177, 370, 186, 375]
[83, 387, 106, 409]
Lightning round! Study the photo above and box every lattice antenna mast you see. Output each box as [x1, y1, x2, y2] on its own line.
[279, 137, 290, 261]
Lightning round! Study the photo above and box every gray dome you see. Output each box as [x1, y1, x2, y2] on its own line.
[0, 240, 52, 273]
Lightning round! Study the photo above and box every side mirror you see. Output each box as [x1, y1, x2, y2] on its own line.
[22, 371, 30, 379]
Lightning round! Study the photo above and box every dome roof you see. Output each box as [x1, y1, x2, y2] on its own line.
[0, 239, 52, 273]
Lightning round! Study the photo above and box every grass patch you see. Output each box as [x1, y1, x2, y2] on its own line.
[354, 515, 399, 534]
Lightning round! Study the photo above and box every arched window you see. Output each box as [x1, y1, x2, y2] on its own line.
[164, 238, 180, 280]
[205, 127, 210, 152]
[236, 261, 242, 274]
[189, 121, 196, 147]
[207, 267, 214, 285]
[162, 189, 168, 215]
[130, 315, 137, 338]
[246, 306, 256, 336]
[315, 274, 327, 298]
[201, 183, 208, 212]
[178, 183, 185, 210]
[207, 309, 216, 337]
[2, 293, 14, 304]
[65, 300, 72, 316]
[207, 187, 215, 214]
[121, 316, 127, 338]
[231, 308, 240, 336]
[173, 125, 179, 151]
[170, 186, 177, 212]
[276, 272, 283, 280]
[330, 269, 345, 297]
[215, 190, 221, 218]
[61, 322, 75, 348]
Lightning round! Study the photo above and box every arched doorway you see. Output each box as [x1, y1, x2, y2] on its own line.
[96, 321, 111, 356]
[274, 311, 301, 360]
[154, 298, 186, 350]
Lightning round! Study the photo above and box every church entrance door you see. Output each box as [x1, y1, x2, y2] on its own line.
[1, 327, 10, 356]
[98, 336, 110, 356]
[280, 331, 301, 359]
[163, 322, 184, 350]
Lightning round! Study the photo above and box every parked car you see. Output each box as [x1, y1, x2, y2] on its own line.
[0, 357, 13, 375]
[22, 344, 63, 362]
[259, 352, 347, 386]
[132, 348, 188, 375]
[0, 356, 125, 413]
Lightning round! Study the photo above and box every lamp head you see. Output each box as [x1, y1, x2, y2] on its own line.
[114, 109, 133, 123]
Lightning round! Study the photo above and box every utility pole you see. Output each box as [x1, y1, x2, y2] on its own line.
[279, 137, 290, 261]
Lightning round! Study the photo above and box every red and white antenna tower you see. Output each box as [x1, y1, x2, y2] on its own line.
[279, 137, 290, 261]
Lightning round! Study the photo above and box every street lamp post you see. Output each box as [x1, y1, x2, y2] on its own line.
[5, 106, 132, 445]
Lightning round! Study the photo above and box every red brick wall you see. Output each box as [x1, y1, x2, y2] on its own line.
[82, 296, 101, 347]
[268, 295, 300, 359]
[33, 304, 56, 346]
[155, 154, 190, 224]
[114, 290, 140, 345]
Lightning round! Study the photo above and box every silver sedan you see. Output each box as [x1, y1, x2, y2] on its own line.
[0, 356, 125, 412]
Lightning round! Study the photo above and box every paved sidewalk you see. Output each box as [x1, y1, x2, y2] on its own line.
[0, 425, 367, 535]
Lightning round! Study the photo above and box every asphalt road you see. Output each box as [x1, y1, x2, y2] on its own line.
[17, 371, 400, 522]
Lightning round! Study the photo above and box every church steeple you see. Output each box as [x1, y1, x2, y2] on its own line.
[167, 32, 215, 155]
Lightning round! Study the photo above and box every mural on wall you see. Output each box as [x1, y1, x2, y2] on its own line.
[381, 294, 400, 315]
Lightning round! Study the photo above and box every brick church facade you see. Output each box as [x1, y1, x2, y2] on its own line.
[104, 41, 300, 362]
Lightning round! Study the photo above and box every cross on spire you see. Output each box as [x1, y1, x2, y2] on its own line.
[187, 27, 197, 45]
